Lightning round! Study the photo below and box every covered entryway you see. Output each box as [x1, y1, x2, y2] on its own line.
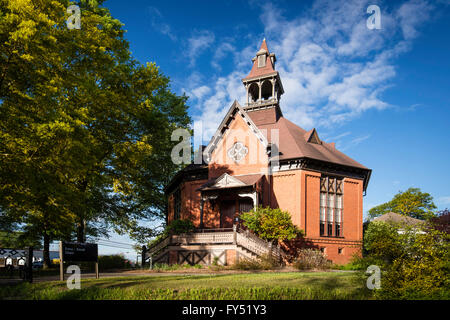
[220, 200, 235, 228]
[198, 173, 263, 229]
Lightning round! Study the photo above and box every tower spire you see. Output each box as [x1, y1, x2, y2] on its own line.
[242, 39, 284, 112]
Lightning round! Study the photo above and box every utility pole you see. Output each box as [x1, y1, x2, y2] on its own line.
[59, 241, 64, 281]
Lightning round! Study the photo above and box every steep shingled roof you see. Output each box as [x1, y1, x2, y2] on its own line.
[249, 109, 368, 169]
[243, 39, 276, 80]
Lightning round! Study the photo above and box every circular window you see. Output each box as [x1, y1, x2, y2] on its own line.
[227, 142, 248, 163]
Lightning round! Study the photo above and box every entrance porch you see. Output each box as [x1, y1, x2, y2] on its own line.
[197, 173, 263, 229]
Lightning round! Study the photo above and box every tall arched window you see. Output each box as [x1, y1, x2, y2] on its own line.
[261, 80, 272, 100]
[248, 83, 259, 102]
[320, 176, 343, 237]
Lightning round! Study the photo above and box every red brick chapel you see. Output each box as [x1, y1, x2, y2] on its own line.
[155, 39, 371, 265]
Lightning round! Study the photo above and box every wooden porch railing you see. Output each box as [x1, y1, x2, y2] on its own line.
[144, 225, 282, 262]
[172, 231, 234, 245]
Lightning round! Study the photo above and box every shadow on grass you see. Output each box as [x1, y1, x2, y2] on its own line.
[0, 271, 374, 300]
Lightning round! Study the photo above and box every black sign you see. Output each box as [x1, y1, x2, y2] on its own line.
[62, 242, 98, 262]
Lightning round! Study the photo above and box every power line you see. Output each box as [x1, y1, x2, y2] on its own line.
[96, 241, 135, 248]
[96, 243, 137, 250]
[94, 238, 136, 246]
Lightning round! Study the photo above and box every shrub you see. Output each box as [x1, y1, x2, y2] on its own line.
[293, 249, 331, 270]
[240, 206, 303, 243]
[363, 221, 405, 268]
[167, 219, 195, 235]
[374, 229, 450, 299]
[232, 254, 280, 270]
[98, 255, 131, 271]
[341, 252, 382, 271]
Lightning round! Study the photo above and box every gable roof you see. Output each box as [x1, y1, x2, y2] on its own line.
[372, 212, 424, 226]
[203, 100, 268, 163]
[203, 102, 369, 172]
[250, 109, 368, 170]
[198, 173, 264, 191]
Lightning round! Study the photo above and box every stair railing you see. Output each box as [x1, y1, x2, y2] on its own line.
[234, 225, 281, 260]
[145, 234, 171, 260]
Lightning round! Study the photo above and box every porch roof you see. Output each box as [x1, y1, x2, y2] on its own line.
[197, 173, 263, 191]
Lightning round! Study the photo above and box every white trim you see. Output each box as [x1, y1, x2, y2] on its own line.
[203, 100, 268, 163]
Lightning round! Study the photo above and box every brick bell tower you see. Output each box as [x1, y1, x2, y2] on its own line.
[242, 39, 284, 123]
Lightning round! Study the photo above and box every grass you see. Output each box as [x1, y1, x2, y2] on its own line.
[0, 271, 373, 300]
[152, 263, 203, 271]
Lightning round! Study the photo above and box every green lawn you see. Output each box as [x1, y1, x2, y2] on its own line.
[0, 271, 374, 300]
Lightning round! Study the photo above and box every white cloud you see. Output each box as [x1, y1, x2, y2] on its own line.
[147, 7, 177, 41]
[192, 71, 247, 139]
[190, 86, 211, 101]
[187, 30, 215, 67]
[338, 134, 371, 151]
[212, 42, 235, 70]
[185, 0, 436, 143]
[397, 0, 434, 39]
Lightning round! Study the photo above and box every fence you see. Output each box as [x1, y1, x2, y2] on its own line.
[0, 247, 33, 283]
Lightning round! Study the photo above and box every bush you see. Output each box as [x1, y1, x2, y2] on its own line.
[374, 229, 450, 299]
[240, 206, 303, 243]
[98, 255, 132, 271]
[363, 221, 405, 267]
[360, 220, 450, 299]
[232, 254, 280, 270]
[293, 249, 331, 270]
[167, 219, 195, 235]
[339, 253, 382, 271]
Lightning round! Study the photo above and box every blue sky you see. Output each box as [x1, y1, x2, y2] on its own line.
[80, 0, 450, 257]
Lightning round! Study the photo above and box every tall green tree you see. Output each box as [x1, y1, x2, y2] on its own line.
[368, 187, 437, 220]
[0, 0, 190, 267]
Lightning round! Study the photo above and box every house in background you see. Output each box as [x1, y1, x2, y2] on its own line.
[372, 212, 424, 226]
[372, 212, 425, 234]
[147, 39, 371, 265]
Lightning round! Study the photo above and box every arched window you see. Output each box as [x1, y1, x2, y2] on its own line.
[261, 80, 272, 100]
[248, 83, 259, 102]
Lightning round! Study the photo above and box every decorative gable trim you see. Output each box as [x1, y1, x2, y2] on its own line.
[203, 100, 268, 163]
[213, 173, 246, 188]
